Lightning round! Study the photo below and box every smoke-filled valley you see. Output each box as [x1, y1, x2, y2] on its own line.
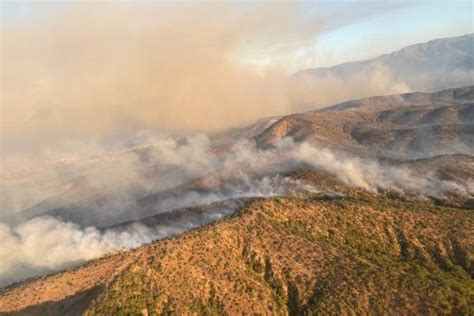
[1, 2, 473, 315]
[1, 85, 473, 289]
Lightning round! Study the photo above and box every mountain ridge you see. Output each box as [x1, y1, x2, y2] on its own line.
[1, 190, 472, 315]
[249, 86, 474, 159]
[294, 33, 474, 93]
[298, 33, 473, 74]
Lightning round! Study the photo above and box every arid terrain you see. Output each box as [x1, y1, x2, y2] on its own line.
[0, 170, 472, 315]
[227, 86, 474, 158]
[1, 5, 474, 310]
[1, 84, 473, 315]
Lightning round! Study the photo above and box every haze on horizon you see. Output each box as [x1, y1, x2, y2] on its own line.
[0, 0, 473, 167]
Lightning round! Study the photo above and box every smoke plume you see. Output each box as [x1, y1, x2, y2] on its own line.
[1, 2, 417, 162]
[1, 134, 472, 286]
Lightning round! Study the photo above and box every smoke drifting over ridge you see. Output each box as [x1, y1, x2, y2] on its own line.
[4, 133, 470, 222]
[1, 133, 472, 286]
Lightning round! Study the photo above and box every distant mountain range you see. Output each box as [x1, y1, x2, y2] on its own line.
[214, 85, 474, 159]
[294, 33, 473, 94]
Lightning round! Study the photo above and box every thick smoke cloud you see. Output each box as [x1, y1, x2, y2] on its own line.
[1, 2, 417, 163]
[0, 218, 154, 286]
[0, 174, 315, 286]
[291, 142, 472, 197]
[2, 134, 471, 221]
[0, 201, 240, 286]
[2, 3, 304, 129]
[1, 134, 472, 286]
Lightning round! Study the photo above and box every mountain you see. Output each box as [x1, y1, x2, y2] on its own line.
[294, 34, 474, 96]
[0, 172, 472, 315]
[252, 86, 474, 158]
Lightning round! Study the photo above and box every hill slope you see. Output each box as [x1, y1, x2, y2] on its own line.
[1, 182, 472, 315]
[253, 86, 474, 158]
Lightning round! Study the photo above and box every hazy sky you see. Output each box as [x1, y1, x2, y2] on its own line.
[237, 0, 473, 68]
[3, 0, 471, 69]
[0, 0, 472, 130]
[0, 0, 473, 166]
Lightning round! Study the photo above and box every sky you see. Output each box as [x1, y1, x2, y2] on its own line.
[2, 0, 473, 69]
[309, 1, 473, 67]
[237, 0, 473, 68]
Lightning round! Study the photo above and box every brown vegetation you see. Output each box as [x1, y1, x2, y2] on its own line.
[1, 187, 472, 315]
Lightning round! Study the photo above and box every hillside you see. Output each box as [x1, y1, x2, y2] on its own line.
[0, 180, 472, 315]
[252, 86, 474, 158]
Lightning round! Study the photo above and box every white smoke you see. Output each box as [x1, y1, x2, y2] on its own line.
[0, 174, 316, 287]
[0, 134, 471, 287]
[0, 217, 155, 286]
[291, 142, 472, 197]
